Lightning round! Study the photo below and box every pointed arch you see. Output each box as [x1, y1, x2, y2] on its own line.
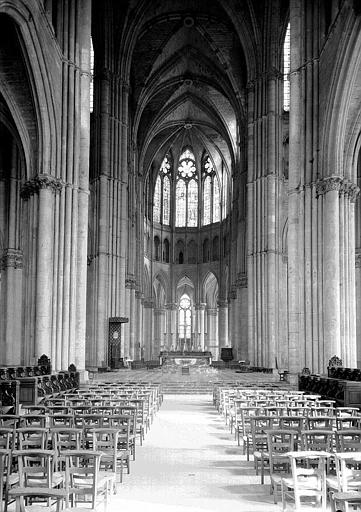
[202, 271, 219, 307]
[153, 270, 170, 305]
[0, 3, 59, 176]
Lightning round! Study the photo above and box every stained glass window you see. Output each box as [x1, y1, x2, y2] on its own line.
[153, 155, 172, 225]
[283, 23, 290, 112]
[178, 294, 192, 340]
[213, 176, 220, 222]
[202, 155, 222, 225]
[203, 176, 211, 225]
[153, 175, 161, 223]
[176, 180, 186, 226]
[188, 180, 198, 227]
[163, 176, 170, 225]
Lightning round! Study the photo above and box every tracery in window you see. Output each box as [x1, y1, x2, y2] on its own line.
[153, 155, 172, 225]
[90, 37, 94, 112]
[283, 23, 290, 112]
[176, 147, 198, 227]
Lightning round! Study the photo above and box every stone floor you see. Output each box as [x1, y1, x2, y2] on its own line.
[89, 367, 288, 385]
[106, 392, 330, 512]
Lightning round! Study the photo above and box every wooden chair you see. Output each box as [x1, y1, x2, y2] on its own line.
[336, 429, 361, 452]
[49, 414, 75, 428]
[249, 416, 275, 477]
[92, 427, 131, 484]
[329, 452, 361, 511]
[8, 487, 68, 512]
[111, 409, 137, 460]
[281, 451, 331, 511]
[13, 449, 63, 489]
[306, 416, 335, 431]
[16, 428, 49, 451]
[63, 450, 115, 511]
[236, 406, 260, 452]
[336, 416, 361, 430]
[20, 415, 48, 429]
[0, 428, 16, 450]
[0, 448, 18, 512]
[51, 428, 83, 470]
[263, 429, 298, 501]
[0, 415, 22, 429]
[300, 429, 335, 465]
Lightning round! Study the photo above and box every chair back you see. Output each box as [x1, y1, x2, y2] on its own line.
[336, 429, 361, 452]
[16, 428, 49, 450]
[63, 450, 103, 509]
[13, 449, 55, 487]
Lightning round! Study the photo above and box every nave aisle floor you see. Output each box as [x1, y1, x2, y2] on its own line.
[111, 395, 283, 512]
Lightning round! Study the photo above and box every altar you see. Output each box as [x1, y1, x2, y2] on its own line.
[160, 351, 212, 367]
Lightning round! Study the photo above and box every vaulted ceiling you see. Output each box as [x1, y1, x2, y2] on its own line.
[98, 0, 289, 180]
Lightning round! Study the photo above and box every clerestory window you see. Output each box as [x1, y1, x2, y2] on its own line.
[283, 22, 290, 112]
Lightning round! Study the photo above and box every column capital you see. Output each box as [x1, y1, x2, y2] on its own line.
[217, 299, 228, 308]
[1, 248, 23, 270]
[165, 302, 178, 310]
[207, 308, 218, 316]
[316, 176, 360, 202]
[20, 174, 64, 200]
[154, 308, 165, 315]
[135, 290, 143, 300]
[194, 303, 207, 310]
[142, 298, 155, 308]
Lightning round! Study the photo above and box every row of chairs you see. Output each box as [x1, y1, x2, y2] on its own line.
[217, 386, 361, 510]
[0, 380, 162, 512]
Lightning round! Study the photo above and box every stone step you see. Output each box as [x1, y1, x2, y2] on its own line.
[161, 382, 214, 394]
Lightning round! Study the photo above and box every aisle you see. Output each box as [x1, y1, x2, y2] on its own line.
[111, 395, 280, 512]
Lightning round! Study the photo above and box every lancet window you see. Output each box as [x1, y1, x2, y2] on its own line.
[283, 22, 290, 112]
[153, 155, 171, 225]
[202, 156, 220, 225]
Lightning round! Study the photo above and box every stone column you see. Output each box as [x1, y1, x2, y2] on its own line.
[316, 177, 341, 363]
[142, 299, 154, 360]
[218, 299, 229, 348]
[165, 302, 178, 350]
[153, 308, 165, 356]
[356, 252, 361, 366]
[21, 176, 63, 361]
[288, 0, 303, 374]
[75, 0, 91, 374]
[195, 303, 206, 350]
[207, 308, 218, 359]
[127, 279, 136, 360]
[124, 276, 136, 358]
[0, 249, 23, 364]
[135, 291, 143, 360]
[316, 177, 359, 368]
